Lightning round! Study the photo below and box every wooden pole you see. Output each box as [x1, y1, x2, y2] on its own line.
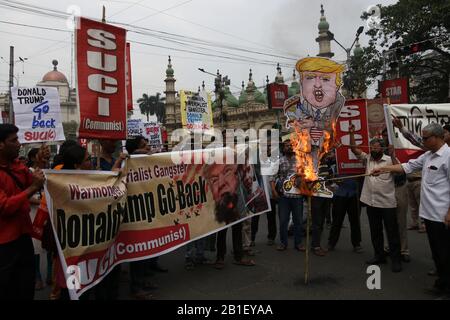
[305, 195, 311, 284]
[325, 173, 372, 182]
[102, 6, 106, 23]
[96, 6, 106, 170]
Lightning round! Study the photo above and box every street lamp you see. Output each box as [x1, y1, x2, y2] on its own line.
[327, 26, 364, 65]
[198, 67, 230, 128]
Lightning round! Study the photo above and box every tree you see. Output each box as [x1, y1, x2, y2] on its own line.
[362, 0, 450, 103]
[343, 45, 383, 98]
[152, 93, 166, 124]
[137, 93, 166, 122]
[137, 93, 151, 121]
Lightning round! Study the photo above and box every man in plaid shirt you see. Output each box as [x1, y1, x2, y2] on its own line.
[270, 139, 305, 251]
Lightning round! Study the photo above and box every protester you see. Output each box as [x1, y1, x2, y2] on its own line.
[85, 139, 122, 300]
[382, 128, 410, 262]
[251, 142, 278, 246]
[310, 157, 334, 256]
[392, 117, 426, 233]
[57, 145, 94, 299]
[27, 147, 51, 291]
[34, 140, 80, 300]
[443, 124, 450, 146]
[327, 175, 363, 253]
[271, 139, 305, 252]
[372, 123, 450, 295]
[349, 125, 402, 272]
[204, 161, 255, 268]
[0, 124, 45, 300]
[92, 139, 118, 170]
[184, 238, 210, 270]
[124, 136, 158, 300]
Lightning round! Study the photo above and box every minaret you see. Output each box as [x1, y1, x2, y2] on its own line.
[274, 63, 284, 84]
[164, 56, 176, 127]
[246, 69, 255, 102]
[315, 4, 334, 58]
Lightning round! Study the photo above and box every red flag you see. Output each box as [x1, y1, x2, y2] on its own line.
[76, 17, 127, 140]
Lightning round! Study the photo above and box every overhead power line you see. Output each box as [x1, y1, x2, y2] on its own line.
[0, 19, 295, 69]
[0, 0, 299, 61]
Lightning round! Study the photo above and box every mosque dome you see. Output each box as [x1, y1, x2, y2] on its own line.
[42, 60, 68, 83]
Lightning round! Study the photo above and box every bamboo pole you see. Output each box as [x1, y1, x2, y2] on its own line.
[325, 173, 372, 182]
[305, 195, 311, 284]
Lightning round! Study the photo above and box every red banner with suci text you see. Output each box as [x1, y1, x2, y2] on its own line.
[76, 17, 127, 140]
[335, 99, 370, 175]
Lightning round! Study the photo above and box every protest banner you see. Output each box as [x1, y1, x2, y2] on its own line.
[125, 42, 133, 112]
[142, 121, 162, 150]
[180, 90, 213, 130]
[267, 83, 288, 109]
[76, 17, 127, 140]
[335, 99, 369, 175]
[386, 103, 450, 162]
[366, 98, 388, 139]
[11, 87, 65, 143]
[44, 148, 270, 299]
[380, 78, 409, 104]
[127, 118, 143, 137]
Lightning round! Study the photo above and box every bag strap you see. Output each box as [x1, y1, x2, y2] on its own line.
[0, 166, 25, 191]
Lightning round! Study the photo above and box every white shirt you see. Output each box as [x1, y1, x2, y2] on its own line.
[358, 152, 397, 208]
[402, 143, 450, 222]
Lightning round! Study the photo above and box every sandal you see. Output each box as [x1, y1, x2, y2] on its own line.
[312, 247, 326, 256]
[233, 259, 255, 266]
[214, 260, 225, 270]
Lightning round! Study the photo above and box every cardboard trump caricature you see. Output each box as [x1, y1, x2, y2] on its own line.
[282, 57, 345, 197]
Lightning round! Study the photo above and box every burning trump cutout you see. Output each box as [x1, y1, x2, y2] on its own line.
[283, 57, 345, 197]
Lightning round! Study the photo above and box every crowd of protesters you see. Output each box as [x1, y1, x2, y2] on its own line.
[0, 121, 449, 300]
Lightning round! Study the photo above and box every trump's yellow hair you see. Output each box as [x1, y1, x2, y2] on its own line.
[296, 57, 345, 87]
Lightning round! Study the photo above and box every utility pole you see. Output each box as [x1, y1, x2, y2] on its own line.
[8, 46, 14, 124]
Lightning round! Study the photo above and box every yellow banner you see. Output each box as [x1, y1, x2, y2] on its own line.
[180, 90, 214, 130]
[44, 149, 269, 299]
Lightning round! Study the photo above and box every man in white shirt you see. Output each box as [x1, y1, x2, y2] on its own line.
[372, 123, 450, 295]
[349, 125, 402, 273]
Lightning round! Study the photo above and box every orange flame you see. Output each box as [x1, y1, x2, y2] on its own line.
[291, 126, 316, 196]
[291, 123, 335, 196]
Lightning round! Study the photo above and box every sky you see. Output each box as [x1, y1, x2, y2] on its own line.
[0, 0, 398, 112]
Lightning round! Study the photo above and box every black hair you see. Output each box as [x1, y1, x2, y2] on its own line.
[0, 124, 18, 142]
[443, 124, 450, 132]
[52, 140, 79, 168]
[62, 145, 87, 169]
[125, 135, 145, 154]
[27, 148, 39, 167]
[369, 138, 385, 148]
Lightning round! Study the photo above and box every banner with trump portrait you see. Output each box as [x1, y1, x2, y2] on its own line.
[44, 148, 270, 299]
